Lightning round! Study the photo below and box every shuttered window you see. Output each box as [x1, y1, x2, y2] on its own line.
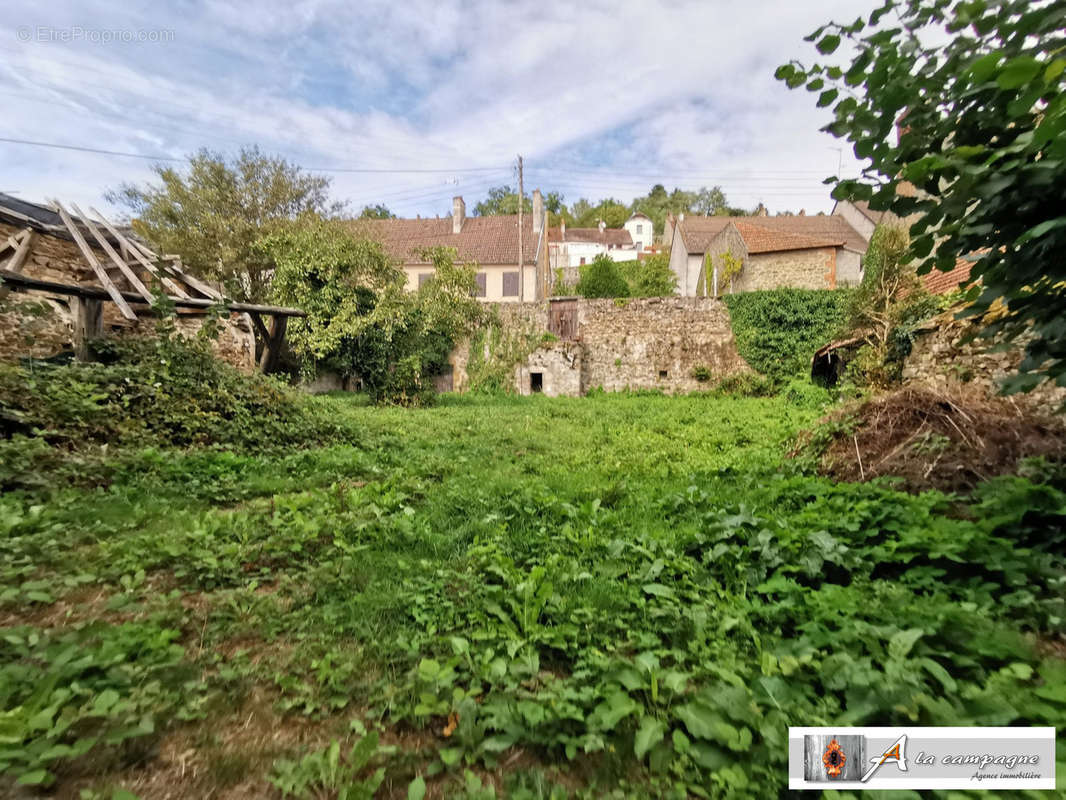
[475, 272, 487, 297]
[418, 272, 433, 288]
[502, 271, 520, 297]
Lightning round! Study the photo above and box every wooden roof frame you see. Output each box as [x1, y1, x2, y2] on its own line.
[0, 196, 304, 371]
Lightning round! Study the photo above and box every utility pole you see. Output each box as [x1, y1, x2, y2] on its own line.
[517, 154, 524, 301]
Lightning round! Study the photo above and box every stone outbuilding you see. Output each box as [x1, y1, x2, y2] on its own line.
[0, 193, 300, 371]
[667, 213, 867, 297]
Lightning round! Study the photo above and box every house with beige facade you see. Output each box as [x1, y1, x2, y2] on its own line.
[667, 212, 867, 297]
[349, 191, 550, 302]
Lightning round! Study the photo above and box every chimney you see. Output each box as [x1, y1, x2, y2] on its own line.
[798, 209, 806, 216]
[598, 220, 606, 233]
[755, 203, 768, 217]
[560, 220, 566, 241]
[452, 196, 465, 234]
[679, 212, 685, 223]
[532, 189, 543, 234]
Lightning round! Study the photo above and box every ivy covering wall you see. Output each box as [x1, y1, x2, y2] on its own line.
[723, 288, 851, 384]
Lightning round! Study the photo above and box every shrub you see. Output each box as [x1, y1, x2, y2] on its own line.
[724, 288, 851, 384]
[618, 253, 678, 297]
[0, 334, 339, 488]
[574, 254, 629, 299]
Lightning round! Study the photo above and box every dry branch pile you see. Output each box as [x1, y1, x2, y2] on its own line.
[808, 386, 1066, 493]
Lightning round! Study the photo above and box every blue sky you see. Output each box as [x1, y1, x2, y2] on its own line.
[1, 0, 869, 219]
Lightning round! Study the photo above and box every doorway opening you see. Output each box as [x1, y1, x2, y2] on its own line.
[530, 372, 544, 393]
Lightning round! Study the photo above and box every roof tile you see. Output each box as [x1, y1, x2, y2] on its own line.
[347, 215, 540, 265]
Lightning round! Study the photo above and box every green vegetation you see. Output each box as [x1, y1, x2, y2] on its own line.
[723, 288, 851, 384]
[618, 253, 678, 297]
[574, 255, 629, 299]
[0, 334, 337, 491]
[108, 147, 343, 303]
[263, 226, 486, 406]
[842, 225, 948, 386]
[779, 0, 1066, 394]
[2, 362, 1064, 797]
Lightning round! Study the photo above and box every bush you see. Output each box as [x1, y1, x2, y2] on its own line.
[0, 335, 340, 488]
[724, 288, 851, 384]
[574, 254, 629, 299]
[618, 253, 678, 297]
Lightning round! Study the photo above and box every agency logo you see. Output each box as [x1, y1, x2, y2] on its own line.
[790, 727, 1055, 791]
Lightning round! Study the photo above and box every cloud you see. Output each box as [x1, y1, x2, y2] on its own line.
[0, 0, 871, 218]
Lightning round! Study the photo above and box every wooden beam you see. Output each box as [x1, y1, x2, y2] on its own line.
[0, 269, 305, 316]
[69, 202, 154, 303]
[160, 254, 223, 300]
[1, 229, 35, 273]
[259, 314, 288, 374]
[70, 296, 103, 361]
[86, 207, 190, 299]
[248, 311, 271, 343]
[51, 200, 137, 320]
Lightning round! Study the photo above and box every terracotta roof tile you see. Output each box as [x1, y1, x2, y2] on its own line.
[741, 215, 866, 252]
[732, 219, 844, 253]
[922, 256, 975, 295]
[347, 215, 540, 265]
[675, 216, 733, 253]
[547, 226, 632, 246]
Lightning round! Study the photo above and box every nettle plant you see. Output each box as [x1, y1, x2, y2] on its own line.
[778, 0, 1066, 393]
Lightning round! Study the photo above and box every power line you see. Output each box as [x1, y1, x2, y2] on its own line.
[0, 136, 509, 173]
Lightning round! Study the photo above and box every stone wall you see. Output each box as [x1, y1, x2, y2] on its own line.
[902, 315, 1066, 415]
[733, 247, 837, 292]
[455, 296, 750, 396]
[0, 222, 255, 372]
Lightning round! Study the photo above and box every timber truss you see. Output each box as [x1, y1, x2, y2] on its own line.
[0, 194, 303, 371]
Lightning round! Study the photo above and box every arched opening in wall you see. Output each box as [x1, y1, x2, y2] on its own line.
[530, 372, 543, 393]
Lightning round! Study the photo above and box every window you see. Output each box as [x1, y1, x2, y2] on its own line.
[475, 272, 487, 298]
[636, 224, 643, 235]
[418, 272, 433, 288]
[579, 257, 586, 265]
[637, 243, 644, 253]
[530, 372, 543, 393]
[502, 270, 520, 297]
[658, 370, 668, 380]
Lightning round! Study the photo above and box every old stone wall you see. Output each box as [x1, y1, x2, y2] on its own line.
[577, 297, 749, 393]
[453, 296, 749, 396]
[902, 316, 1066, 415]
[733, 247, 836, 292]
[0, 222, 255, 372]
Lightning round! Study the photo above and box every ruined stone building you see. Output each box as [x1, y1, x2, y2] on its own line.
[0, 193, 256, 370]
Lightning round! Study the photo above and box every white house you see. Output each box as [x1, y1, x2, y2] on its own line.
[623, 212, 653, 252]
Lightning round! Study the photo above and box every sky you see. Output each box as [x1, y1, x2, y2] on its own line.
[1, 0, 872, 220]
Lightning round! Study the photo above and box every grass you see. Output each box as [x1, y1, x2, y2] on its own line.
[1, 391, 1064, 799]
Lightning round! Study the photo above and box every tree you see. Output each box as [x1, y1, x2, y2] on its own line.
[692, 186, 728, 216]
[266, 226, 485, 406]
[258, 218, 401, 362]
[619, 253, 678, 297]
[777, 0, 1066, 393]
[473, 185, 531, 216]
[108, 147, 343, 303]
[359, 204, 395, 219]
[573, 198, 630, 229]
[574, 254, 629, 298]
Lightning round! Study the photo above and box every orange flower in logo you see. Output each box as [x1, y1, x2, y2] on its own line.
[823, 738, 846, 777]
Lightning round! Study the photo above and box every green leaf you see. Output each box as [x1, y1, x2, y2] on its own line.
[408, 775, 427, 800]
[816, 34, 841, 54]
[17, 769, 51, 786]
[888, 628, 924, 660]
[1045, 59, 1066, 83]
[817, 89, 839, 108]
[642, 583, 676, 599]
[111, 791, 141, 800]
[1016, 217, 1066, 245]
[94, 689, 121, 714]
[634, 717, 666, 760]
[969, 52, 1002, 83]
[997, 56, 1042, 89]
